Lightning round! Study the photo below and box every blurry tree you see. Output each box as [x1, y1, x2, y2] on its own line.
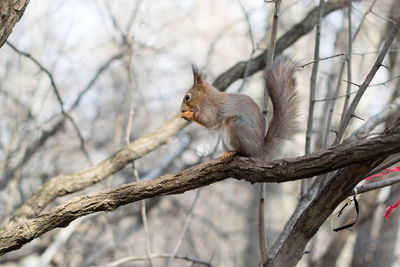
[0, 0, 400, 266]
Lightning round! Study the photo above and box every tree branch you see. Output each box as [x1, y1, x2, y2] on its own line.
[1, 127, 399, 256]
[266, 159, 384, 267]
[213, 0, 354, 91]
[7, 115, 188, 225]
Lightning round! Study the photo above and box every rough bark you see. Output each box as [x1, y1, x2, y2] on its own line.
[264, 122, 400, 267]
[265, 160, 384, 267]
[0, 128, 399, 256]
[8, 115, 188, 224]
[0, 0, 30, 48]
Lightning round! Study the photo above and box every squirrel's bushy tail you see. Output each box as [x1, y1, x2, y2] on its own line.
[264, 56, 299, 158]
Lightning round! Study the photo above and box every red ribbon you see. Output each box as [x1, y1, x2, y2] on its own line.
[362, 167, 400, 185]
[384, 198, 400, 220]
[363, 167, 400, 220]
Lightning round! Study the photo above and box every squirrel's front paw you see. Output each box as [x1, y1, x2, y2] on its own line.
[181, 111, 195, 121]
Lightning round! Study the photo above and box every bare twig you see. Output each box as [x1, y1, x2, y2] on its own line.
[236, 0, 259, 92]
[122, 18, 154, 267]
[6, 41, 65, 112]
[323, 0, 378, 148]
[6, 41, 93, 165]
[303, 0, 324, 194]
[299, 53, 345, 68]
[370, 9, 397, 24]
[333, 19, 400, 144]
[259, 0, 282, 262]
[258, 183, 267, 262]
[69, 53, 123, 110]
[265, 0, 281, 64]
[369, 74, 400, 87]
[340, 2, 353, 125]
[237, 0, 255, 51]
[167, 190, 200, 267]
[95, 253, 213, 267]
[347, 98, 400, 141]
[314, 89, 358, 103]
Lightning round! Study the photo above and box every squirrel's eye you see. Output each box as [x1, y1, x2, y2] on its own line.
[185, 94, 190, 101]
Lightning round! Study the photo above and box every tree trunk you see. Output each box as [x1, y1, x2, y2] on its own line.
[0, 0, 30, 48]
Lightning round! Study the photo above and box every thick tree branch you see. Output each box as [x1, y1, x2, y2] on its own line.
[0, 0, 30, 48]
[213, 0, 354, 90]
[0, 128, 399, 256]
[266, 159, 384, 267]
[7, 115, 187, 225]
[265, 121, 400, 267]
[4, 0, 353, 226]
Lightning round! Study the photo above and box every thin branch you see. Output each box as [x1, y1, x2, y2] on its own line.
[95, 253, 213, 267]
[6, 41, 93, 165]
[167, 190, 200, 267]
[341, 1, 353, 123]
[258, 183, 267, 262]
[370, 9, 397, 24]
[266, 0, 281, 64]
[69, 53, 123, 110]
[369, 74, 400, 87]
[303, 0, 324, 194]
[260, 0, 282, 262]
[122, 26, 154, 267]
[299, 53, 345, 68]
[333, 19, 400, 144]
[237, 0, 255, 51]
[0, 53, 122, 191]
[6, 42, 65, 112]
[236, 0, 259, 92]
[314, 89, 358, 103]
[323, 0, 378, 148]
[347, 97, 400, 141]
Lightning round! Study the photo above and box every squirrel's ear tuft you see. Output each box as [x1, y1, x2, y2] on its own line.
[192, 64, 205, 86]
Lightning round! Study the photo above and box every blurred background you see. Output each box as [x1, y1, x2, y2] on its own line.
[0, 0, 399, 266]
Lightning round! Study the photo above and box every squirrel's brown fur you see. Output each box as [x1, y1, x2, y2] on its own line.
[180, 56, 299, 160]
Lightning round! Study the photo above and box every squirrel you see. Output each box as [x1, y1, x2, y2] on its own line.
[180, 56, 299, 161]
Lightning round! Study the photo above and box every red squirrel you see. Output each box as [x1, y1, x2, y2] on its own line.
[180, 56, 299, 161]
